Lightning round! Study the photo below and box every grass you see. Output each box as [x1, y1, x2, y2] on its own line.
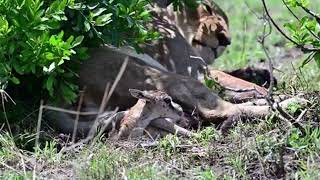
[1, 108, 319, 179]
[1, 0, 320, 179]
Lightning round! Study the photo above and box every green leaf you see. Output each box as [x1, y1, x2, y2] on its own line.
[84, 20, 91, 32]
[46, 75, 55, 93]
[45, 52, 55, 60]
[87, 3, 99, 10]
[58, 31, 64, 39]
[34, 24, 51, 30]
[71, 36, 84, 48]
[66, 35, 75, 45]
[92, 8, 106, 17]
[301, 0, 310, 7]
[95, 13, 112, 26]
[68, 3, 85, 10]
[10, 77, 20, 85]
[77, 47, 89, 60]
[58, 59, 64, 65]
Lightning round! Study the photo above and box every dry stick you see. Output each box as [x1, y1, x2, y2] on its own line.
[87, 82, 111, 142]
[0, 123, 4, 131]
[72, 89, 86, 143]
[18, 151, 27, 177]
[98, 83, 110, 114]
[35, 100, 44, 148]
[1, 90, 14, 137]
[32, 162, 37, 180]
[105, 56, 129, 107]
[296, 109, 308, 123]
[0, 161, 19, 172]
[42, 105, 98, 115]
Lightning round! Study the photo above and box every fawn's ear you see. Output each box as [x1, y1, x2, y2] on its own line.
[129, 89, 150, 101]
[129, 89, 144, 99]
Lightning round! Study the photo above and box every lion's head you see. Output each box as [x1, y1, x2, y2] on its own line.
[163, 1, 231, 63]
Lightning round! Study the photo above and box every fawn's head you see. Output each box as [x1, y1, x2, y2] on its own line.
[129, 89, 183, 117]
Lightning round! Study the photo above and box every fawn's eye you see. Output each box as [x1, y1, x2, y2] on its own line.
[164, 97, 172, 104]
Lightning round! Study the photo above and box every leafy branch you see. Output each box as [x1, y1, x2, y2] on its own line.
[261, 0, 320, 67]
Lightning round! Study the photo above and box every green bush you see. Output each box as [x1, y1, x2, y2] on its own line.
[0, 0, 159, 105]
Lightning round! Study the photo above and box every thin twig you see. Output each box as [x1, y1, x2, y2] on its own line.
[296, 109, 308, 122]
[35, 100, 44, 148]
[104, 56, 129, 107]
[0, 161, 19, 172]
[72, 89, 86, 143]
[0, 123, 4, 131]
[98, 83, 110, 114]
[1, 89, 14, 137]
[18, 151, 27, 177]
[42, 105, 99, 115]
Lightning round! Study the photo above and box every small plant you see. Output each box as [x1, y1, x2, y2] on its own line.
[288, 126, 320, 154]
[158, 134, 181, 158]
[286, 101, 303, 114]
[78, 144, 127, 179]
[193, 127, 217, 146]
[226, 154, 248, 179]
[199, 169, 217, 180]
[204, 75, 224, 93]
[0, 132, 17, 162]
[34, 140, 61, 164]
